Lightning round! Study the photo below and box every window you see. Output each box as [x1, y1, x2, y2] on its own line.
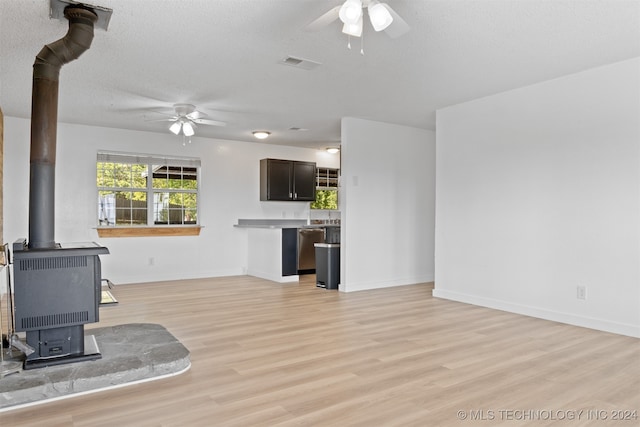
[97, 152, 200, 227]
[311, 167, 339, 210]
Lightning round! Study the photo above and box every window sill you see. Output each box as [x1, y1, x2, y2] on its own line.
[96, 226, 202, 238]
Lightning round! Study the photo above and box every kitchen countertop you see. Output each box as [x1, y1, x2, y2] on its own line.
[235, 219, 340, 229]
[234, 219, 307, 229]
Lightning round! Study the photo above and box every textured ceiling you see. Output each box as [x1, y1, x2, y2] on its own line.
[1, 0, 639, 150]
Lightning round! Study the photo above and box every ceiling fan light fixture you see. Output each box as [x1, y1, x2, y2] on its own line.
[339, 0, 362, 25]
[182, 121, 195, 137]
[253, 131, 271, 139]
[368, 1, 393, 31]
[342, 16, 363, 37]
[169, 121, 182, 135]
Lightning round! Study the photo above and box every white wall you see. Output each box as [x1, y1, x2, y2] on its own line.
[434, 58, 640, 337]
[3, 117, 339, 284]
[340, 117, 435, 292]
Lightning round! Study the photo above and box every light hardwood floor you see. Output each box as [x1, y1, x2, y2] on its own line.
[1, 275, 638, 426]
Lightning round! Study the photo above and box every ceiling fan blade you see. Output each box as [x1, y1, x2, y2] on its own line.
[306, 5, 340, 31]
[194, 118, 226, 127]
[145, 116, 178, 123]
[186, 110, 206, 120]
[381, 3, 410, 38]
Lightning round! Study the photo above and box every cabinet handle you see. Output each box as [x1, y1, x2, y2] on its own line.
[289, 192, 293, 199]
[294, 193, 298, 199]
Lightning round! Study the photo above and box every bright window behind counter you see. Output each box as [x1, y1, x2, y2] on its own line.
[311, 167, 339, 210]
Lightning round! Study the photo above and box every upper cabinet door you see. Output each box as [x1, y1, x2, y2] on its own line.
[292, 162, 316, 201]
[264, 159, 292, 200]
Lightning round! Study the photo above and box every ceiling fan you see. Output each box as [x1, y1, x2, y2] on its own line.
[150, 103, 226, 144]
[307, 0, 410, 41]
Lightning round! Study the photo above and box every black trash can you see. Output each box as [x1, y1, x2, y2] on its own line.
[314, 243, 340, 290]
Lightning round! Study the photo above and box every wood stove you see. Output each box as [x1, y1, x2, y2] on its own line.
[12, 240, 108, 369]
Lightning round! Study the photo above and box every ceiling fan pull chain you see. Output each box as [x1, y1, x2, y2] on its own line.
[347, 34, 352, 49]
[360, 28, 365, 55]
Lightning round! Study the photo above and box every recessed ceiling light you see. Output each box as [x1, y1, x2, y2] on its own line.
[253, 131, 271, 139]
[326, 147, 340, 154]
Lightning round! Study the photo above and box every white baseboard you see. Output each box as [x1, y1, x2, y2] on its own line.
[432, 288, 640, 338]
[111, 268, 246, 285]
[342, 275, 434, 293]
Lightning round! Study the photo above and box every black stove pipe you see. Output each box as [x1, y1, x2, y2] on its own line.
[28, 6, 97, 249]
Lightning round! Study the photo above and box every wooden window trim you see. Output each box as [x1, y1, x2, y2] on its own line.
[96, 226, 201, 238]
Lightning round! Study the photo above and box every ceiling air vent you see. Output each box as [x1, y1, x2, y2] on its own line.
[280, 56, 321, 71]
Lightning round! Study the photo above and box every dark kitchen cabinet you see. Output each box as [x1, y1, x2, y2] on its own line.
[281, 228, 298, 276]
[260, 159, 316, 201]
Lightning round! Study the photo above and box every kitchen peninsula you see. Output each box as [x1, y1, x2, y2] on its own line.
[235, 219, 340, 283]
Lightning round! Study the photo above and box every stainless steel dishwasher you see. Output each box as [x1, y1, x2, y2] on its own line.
[297, 228, 325, 271]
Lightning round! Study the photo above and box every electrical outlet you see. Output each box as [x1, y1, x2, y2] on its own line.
[577, 285, 587, 300]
